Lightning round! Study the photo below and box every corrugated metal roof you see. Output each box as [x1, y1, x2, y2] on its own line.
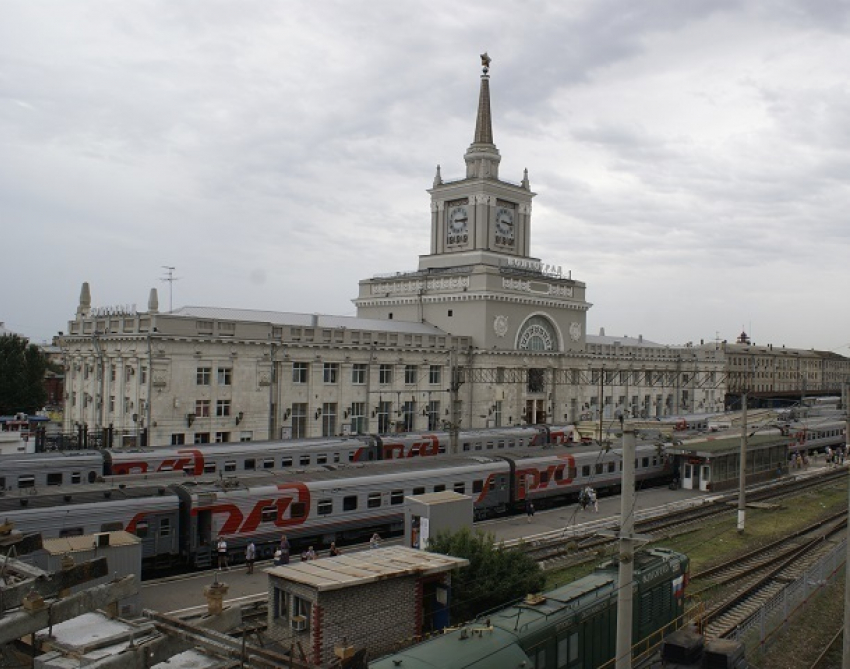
[42, 530, 140, 555]
[170, 306, 448, 335]
[266, 546, 468, 591]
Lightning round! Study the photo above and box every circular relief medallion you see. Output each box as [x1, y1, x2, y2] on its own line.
[569, 322, 582, 342]
[493, 315, 509, 338]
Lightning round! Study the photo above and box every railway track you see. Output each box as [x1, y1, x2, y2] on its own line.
[516, 468, 847, 571]
[693, 513, 846, 640]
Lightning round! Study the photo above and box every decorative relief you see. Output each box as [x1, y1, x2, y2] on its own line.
[493, 315, 509, 337]
[569, 322, 582, 342]
[548, 284, 574, 297]
[473, 194, 495, 205]
[371, 276, 471, 295]
[502, 278, 574, 298]
[519, 203, 532, 215]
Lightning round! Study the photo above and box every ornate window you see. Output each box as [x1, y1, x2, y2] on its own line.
[516, 316, 558, 352]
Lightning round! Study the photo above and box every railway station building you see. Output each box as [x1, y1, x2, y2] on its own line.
[56, 57, 844, 448]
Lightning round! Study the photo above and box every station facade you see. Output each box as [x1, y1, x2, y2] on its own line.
[56, 58, 842, 447]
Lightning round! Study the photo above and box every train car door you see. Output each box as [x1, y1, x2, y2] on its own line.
[556, 630, 581, 669]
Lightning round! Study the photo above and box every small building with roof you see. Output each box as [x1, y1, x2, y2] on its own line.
[265, 545, 468, 666]
[666, 432, 789, 492]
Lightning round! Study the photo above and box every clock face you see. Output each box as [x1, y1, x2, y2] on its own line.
[447, 205, 469, 244]
[495, 206, 515, 244]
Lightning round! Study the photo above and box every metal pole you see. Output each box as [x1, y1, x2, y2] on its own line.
[615, 422, 636, 669]
[842, 381, 850, 669]
[737, 391, 748, 533]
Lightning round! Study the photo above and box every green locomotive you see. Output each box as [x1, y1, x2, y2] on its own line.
[370, 547, 689, 669]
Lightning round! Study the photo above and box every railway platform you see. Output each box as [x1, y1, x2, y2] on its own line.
[138, 481, 715, 615]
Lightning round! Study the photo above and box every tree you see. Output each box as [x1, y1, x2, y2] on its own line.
[427, 527, 545, 624]
[0, 334, 48, 415]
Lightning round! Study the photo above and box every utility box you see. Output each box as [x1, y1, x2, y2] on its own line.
[404, 491, 473, 550]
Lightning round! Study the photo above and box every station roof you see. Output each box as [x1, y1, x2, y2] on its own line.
[666, 433, 784, 456]
[266, 546, 468, 592]
[406, 490, 470, 505]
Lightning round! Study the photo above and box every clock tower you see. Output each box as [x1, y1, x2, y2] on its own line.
[355, 54, 590, 353]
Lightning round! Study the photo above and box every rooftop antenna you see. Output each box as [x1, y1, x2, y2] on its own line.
[160, 266, 180, 313]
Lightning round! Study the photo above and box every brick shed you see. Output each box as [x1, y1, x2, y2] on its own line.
[266, 546, 468, 666]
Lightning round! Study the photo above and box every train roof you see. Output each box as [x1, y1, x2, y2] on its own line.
[0, 479, 179, 512]
[105, 435, 370, 458]
[0, 451, 102, 465]
[370, 548, 687, 669]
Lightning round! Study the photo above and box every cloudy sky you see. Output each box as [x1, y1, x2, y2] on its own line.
[2, 1, 849, 354]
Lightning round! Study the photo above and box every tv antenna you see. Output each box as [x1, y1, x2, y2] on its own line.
[160, 266, 180, 313]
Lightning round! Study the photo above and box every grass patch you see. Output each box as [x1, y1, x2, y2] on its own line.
[544, 480, 847, 590]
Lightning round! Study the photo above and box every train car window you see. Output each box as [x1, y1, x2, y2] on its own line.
[472, 479, 483, 493]
[390, 490, 404, 505]
[17, 475, 35, 489]
[134, 521, 149, 538]
[581, 466, 590, 477]
[438, 444, 446, 454]
[497, 440, 505, 449]
[608, 462, 615, 473]
[290, 502, 306, 519]
[224, 460, 237, 472]
[318, 499, 333, 515]
[70, 472, 81, 484]
[554, 469, 563, 481]
[642, 457, 649, 468]
[89, 471, 98, 483]
[160, 465, 174, 472]
[0, 476, 5, 489]
[333, 452, 341, 463]
[462, 442, 471, 451]
[160, 518, 172, 537]
[182, 464, 194, 475]
[263, 458, 275, 469]
[281, 457, 293, 467]
[101, 522, 122, 532]
[317, 454, 328, 465]
[413, 487, 425, 496]
[486, 441, 494, 450]
[204, 463, 216, 473]
[539, 472, 549, 484]
[652, 457, 658, 466]
[343, 496, 358, 511]
[47, 472, 63, 486]
[474, 442, 483, 451]
[557, 636, 568, 668]
[244, 458, 256, 470]
[453, 482, 465, 494]
[300, 456, 310, 466]
[367, 492, 382, 508]
[595, 463, 603, 475]
[261, 505, 276, 522]
[434, 484, 446, 492]
[60, 527, 84, 537]
[533, 646, 546, 669]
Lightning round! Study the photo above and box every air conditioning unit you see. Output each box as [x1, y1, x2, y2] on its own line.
[290, 615, 307, 631]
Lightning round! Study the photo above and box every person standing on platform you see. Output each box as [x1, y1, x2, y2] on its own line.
[329, 542, 341, 557]
[217, 536, 229, 571]
[279, 534, 291, 565]
[370, 533, 380, 549]
[245, 541, 256, 574]
[526, 500, 535, 522]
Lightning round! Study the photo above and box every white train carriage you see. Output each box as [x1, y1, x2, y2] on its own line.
[789, 418, 846, 453]
[0, 451, 104, 490]
[0, 481, 182, 568]
[104, 436, 376, 476]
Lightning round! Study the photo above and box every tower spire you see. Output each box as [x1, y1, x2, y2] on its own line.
[473, 53, 493, 145]
[464, 53, 501, 179]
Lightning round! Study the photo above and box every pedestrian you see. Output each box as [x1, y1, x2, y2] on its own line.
[217, 536, 229, 571]
[245, 541, 256, 574]
[306, 546, 317, 560]
[273, 548, 283, 567]
[329, 542, 341, 557]
[279, 534, 291, 565]
[590, 488, 598, 513]
[526, 500, 535, 522]
[370, 533, 380, 549]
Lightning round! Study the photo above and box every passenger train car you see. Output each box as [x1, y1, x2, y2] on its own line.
[0, 425, 577, 490]
[370, 547, 690, 669]
[788, 418, 846, 453]
[0, 441, 670, 572]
